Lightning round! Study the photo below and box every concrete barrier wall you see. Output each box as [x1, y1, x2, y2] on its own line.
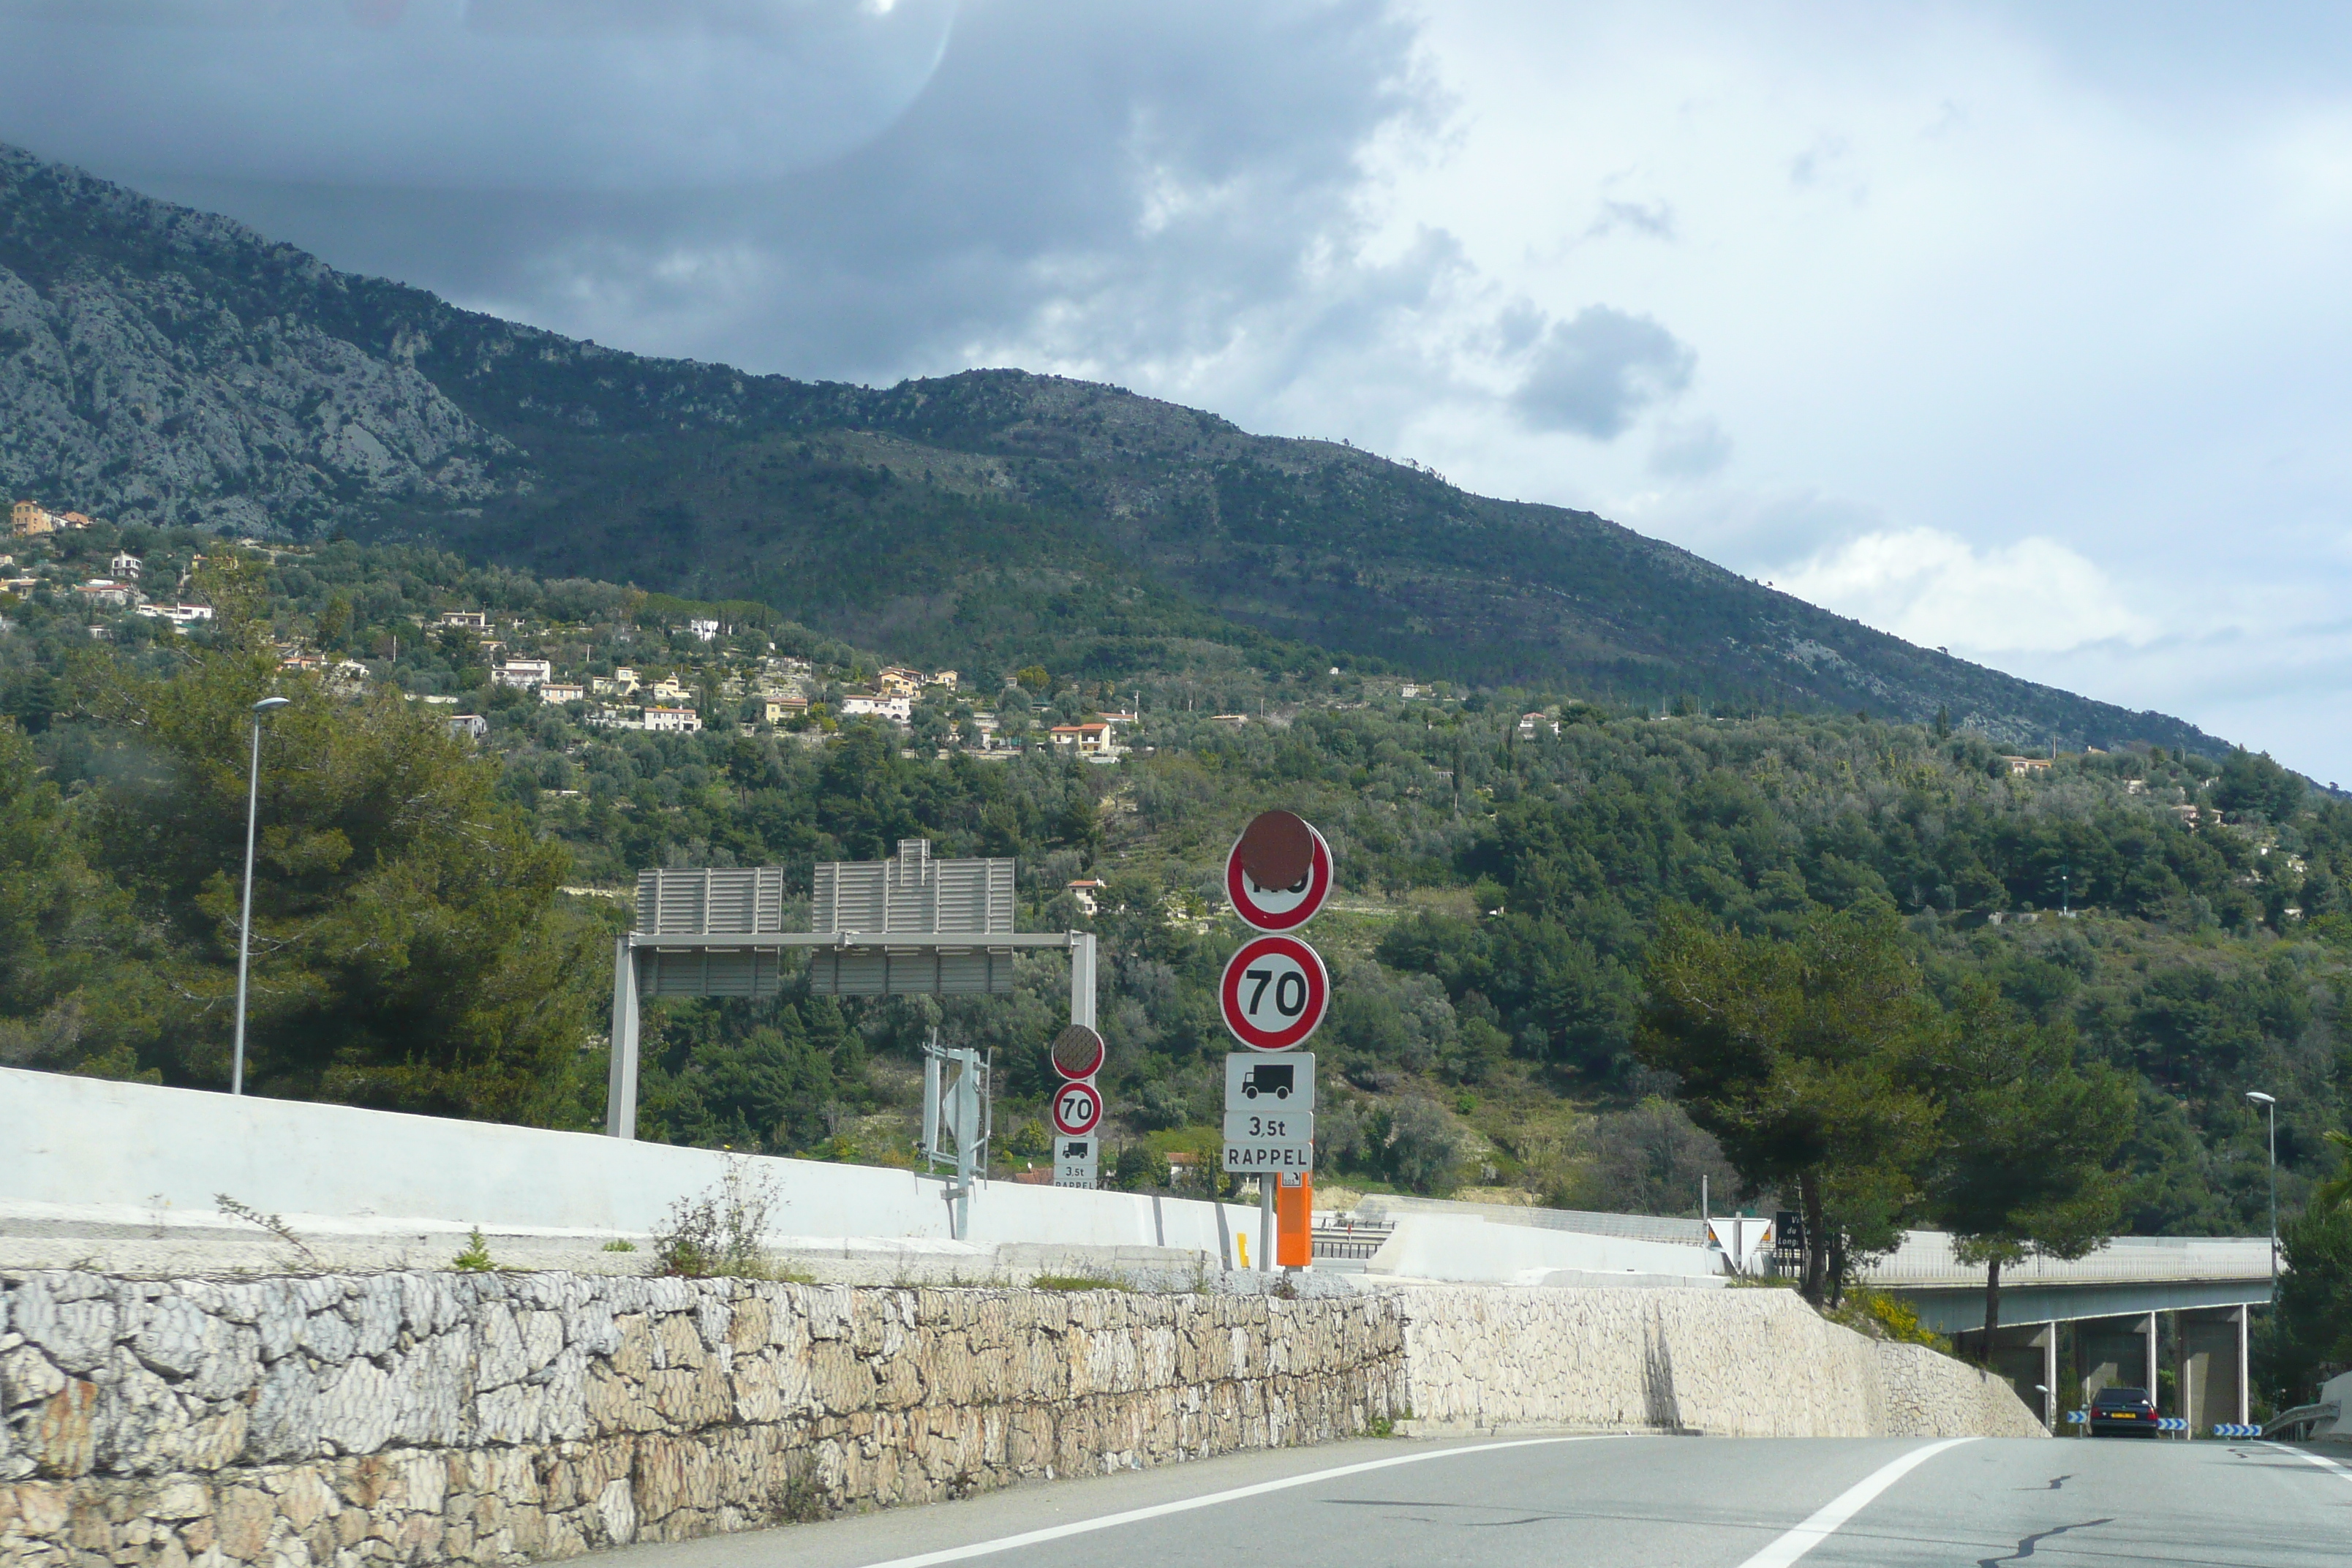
[0, 1270, 1405, 1568]
[1368, 1216, 1723, 1286]
[0, 1068, 1254, 1259]
[1394, 1287, 2046, 1440]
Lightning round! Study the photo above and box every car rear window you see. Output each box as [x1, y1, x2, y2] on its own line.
[2094, 1388, 2150, 1405]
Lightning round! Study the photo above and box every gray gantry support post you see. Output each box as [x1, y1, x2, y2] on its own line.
[2235, 1305, 2251, 1427]
[606, 935, 641, 1139]
[1069, 932, 1096, 1029]
[2144, 1311, 2160, 1411]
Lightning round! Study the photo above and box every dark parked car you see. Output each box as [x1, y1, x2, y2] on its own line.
[2089, 1386, 2161, 1437]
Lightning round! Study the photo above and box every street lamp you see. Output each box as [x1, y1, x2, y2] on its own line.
[231, 696, 290, 1096]
[2246, 1090, 2278, 1300]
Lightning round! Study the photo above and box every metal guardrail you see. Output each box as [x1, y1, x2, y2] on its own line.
[2264, 1402, 2340, 1441]
[1312, 1217, 1394, 1262]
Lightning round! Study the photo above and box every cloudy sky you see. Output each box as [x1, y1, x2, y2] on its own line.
[4, 1, 2350, 778]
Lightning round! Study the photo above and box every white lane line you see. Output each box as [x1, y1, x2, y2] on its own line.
[1733, 1437, 1980, 1568]
[851, 1436, 1608, 1568]
[2271, 1441, 2352, 1485]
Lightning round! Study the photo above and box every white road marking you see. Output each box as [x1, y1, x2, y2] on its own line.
[848, 1436, 1609, 1568]
[2271, 1441, 2352, 1485]
[1733, 1437, 1981, 1568]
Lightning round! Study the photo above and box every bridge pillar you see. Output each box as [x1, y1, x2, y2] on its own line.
[1954, 1320, 2057, 1423]
[2174, 1305, 2248, 1434]
[2073, 1311, 2159, 1406]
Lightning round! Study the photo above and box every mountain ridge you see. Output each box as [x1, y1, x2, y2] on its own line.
[0, 140, 2228, 757]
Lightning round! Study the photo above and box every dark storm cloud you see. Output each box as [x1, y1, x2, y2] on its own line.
[4, 0, 1425, 391]
[1509, 306, 1695, 440]
[0, 1, 957, 191]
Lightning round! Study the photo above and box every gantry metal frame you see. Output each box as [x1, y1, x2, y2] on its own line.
[606, 925, 1096, 1138]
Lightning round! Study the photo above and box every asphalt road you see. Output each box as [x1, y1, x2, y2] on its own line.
[604, 1433, 2352, 1568]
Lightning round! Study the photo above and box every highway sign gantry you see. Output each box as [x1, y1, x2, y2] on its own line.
[1219, 934, 1330, 1051]
[1225, 810, 1335, 932]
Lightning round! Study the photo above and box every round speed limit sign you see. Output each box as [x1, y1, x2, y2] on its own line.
[1219, 934, 1330, 1051]
[1050, 1079, 1104, 1137]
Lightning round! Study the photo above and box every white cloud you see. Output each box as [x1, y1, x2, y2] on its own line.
[1776, 528, 2152, 655]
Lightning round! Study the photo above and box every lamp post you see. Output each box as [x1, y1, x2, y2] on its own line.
[2246, 1090, 2277, 1301]
[232, 696, 290, 1096]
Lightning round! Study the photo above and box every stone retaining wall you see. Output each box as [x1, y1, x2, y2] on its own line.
[0, 1271, 1403, 1568]
[0, 1270, 2038, 1568]
[1392, 1286, 2046, 1439]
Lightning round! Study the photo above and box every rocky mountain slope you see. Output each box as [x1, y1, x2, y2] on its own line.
[0, 142, 2225, 754]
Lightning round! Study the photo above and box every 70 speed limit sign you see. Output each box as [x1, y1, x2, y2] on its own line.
[1219, 934, 1330, 1051]
[1050, 1079, 1104, 1137]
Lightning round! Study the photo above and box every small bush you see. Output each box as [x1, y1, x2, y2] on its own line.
[650, 1158, 807, 1279]
[1030, 1274, 1128, 1292]
[600, 1238, 638, 1253]
[452, 1227, 496, 1272]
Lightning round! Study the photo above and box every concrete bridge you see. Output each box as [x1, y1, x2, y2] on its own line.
[1860, 1231, 2274, 1434]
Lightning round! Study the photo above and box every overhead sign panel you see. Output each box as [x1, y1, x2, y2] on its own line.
[1219, 934, 1330, 1050]
[806, 839, 1019, 995]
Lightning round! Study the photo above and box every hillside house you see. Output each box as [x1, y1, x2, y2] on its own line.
[494, 657, 553, 688]
[1066, 879, 1105, 916]
[447, 715, 489, 741]
[110, 551, 142, 579]
[930, 669, 959, 689]
[840, 694, 912, 724]
[644, 706, 702, 734]
[1517, 711, 1560, 737]
[1049, 721, 1116, 757]
[540, 682, 586, 705]
[877, 667, 924, 697]
[592, 667, 640, 697]
[439, 611, 489, 632]
[74, 579, 139, 609]
[1207, 714, 1248, 727]
[764, 696, 809, 723]
[1999, 755, 2055, 775]
[277, 649, 323, 673]
[687, 618, 719, 642]
[10, 502, 57, 537]
[134, 601, 214, 630]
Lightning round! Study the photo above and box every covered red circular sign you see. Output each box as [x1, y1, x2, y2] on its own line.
[1219, 934, 1330, 1051]
[1050, 1078, 1104, 1137]
[1049, 1025, 1105, 1080]
[1224, 813, 1334, 931]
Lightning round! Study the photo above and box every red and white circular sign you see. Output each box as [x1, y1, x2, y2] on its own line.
[1049, 1025, 1105, 1081]
[1224, 819, 1335, 931]
[1050, 1079, 1104, 1137]
[1219, 935, 1331, 1051]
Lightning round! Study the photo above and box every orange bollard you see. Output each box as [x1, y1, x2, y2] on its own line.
[1276, 1172, 1313, 1267]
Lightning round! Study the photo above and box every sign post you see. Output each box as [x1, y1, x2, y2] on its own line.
[1218, 811, 1334, 1275]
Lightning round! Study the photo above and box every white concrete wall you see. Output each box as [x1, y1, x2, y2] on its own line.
[0, 1068, 1254, 1259]
[1368, 1214, 1725, 1286]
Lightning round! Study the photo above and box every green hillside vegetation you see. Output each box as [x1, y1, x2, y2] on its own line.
[1, 518, 2340, 1207]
